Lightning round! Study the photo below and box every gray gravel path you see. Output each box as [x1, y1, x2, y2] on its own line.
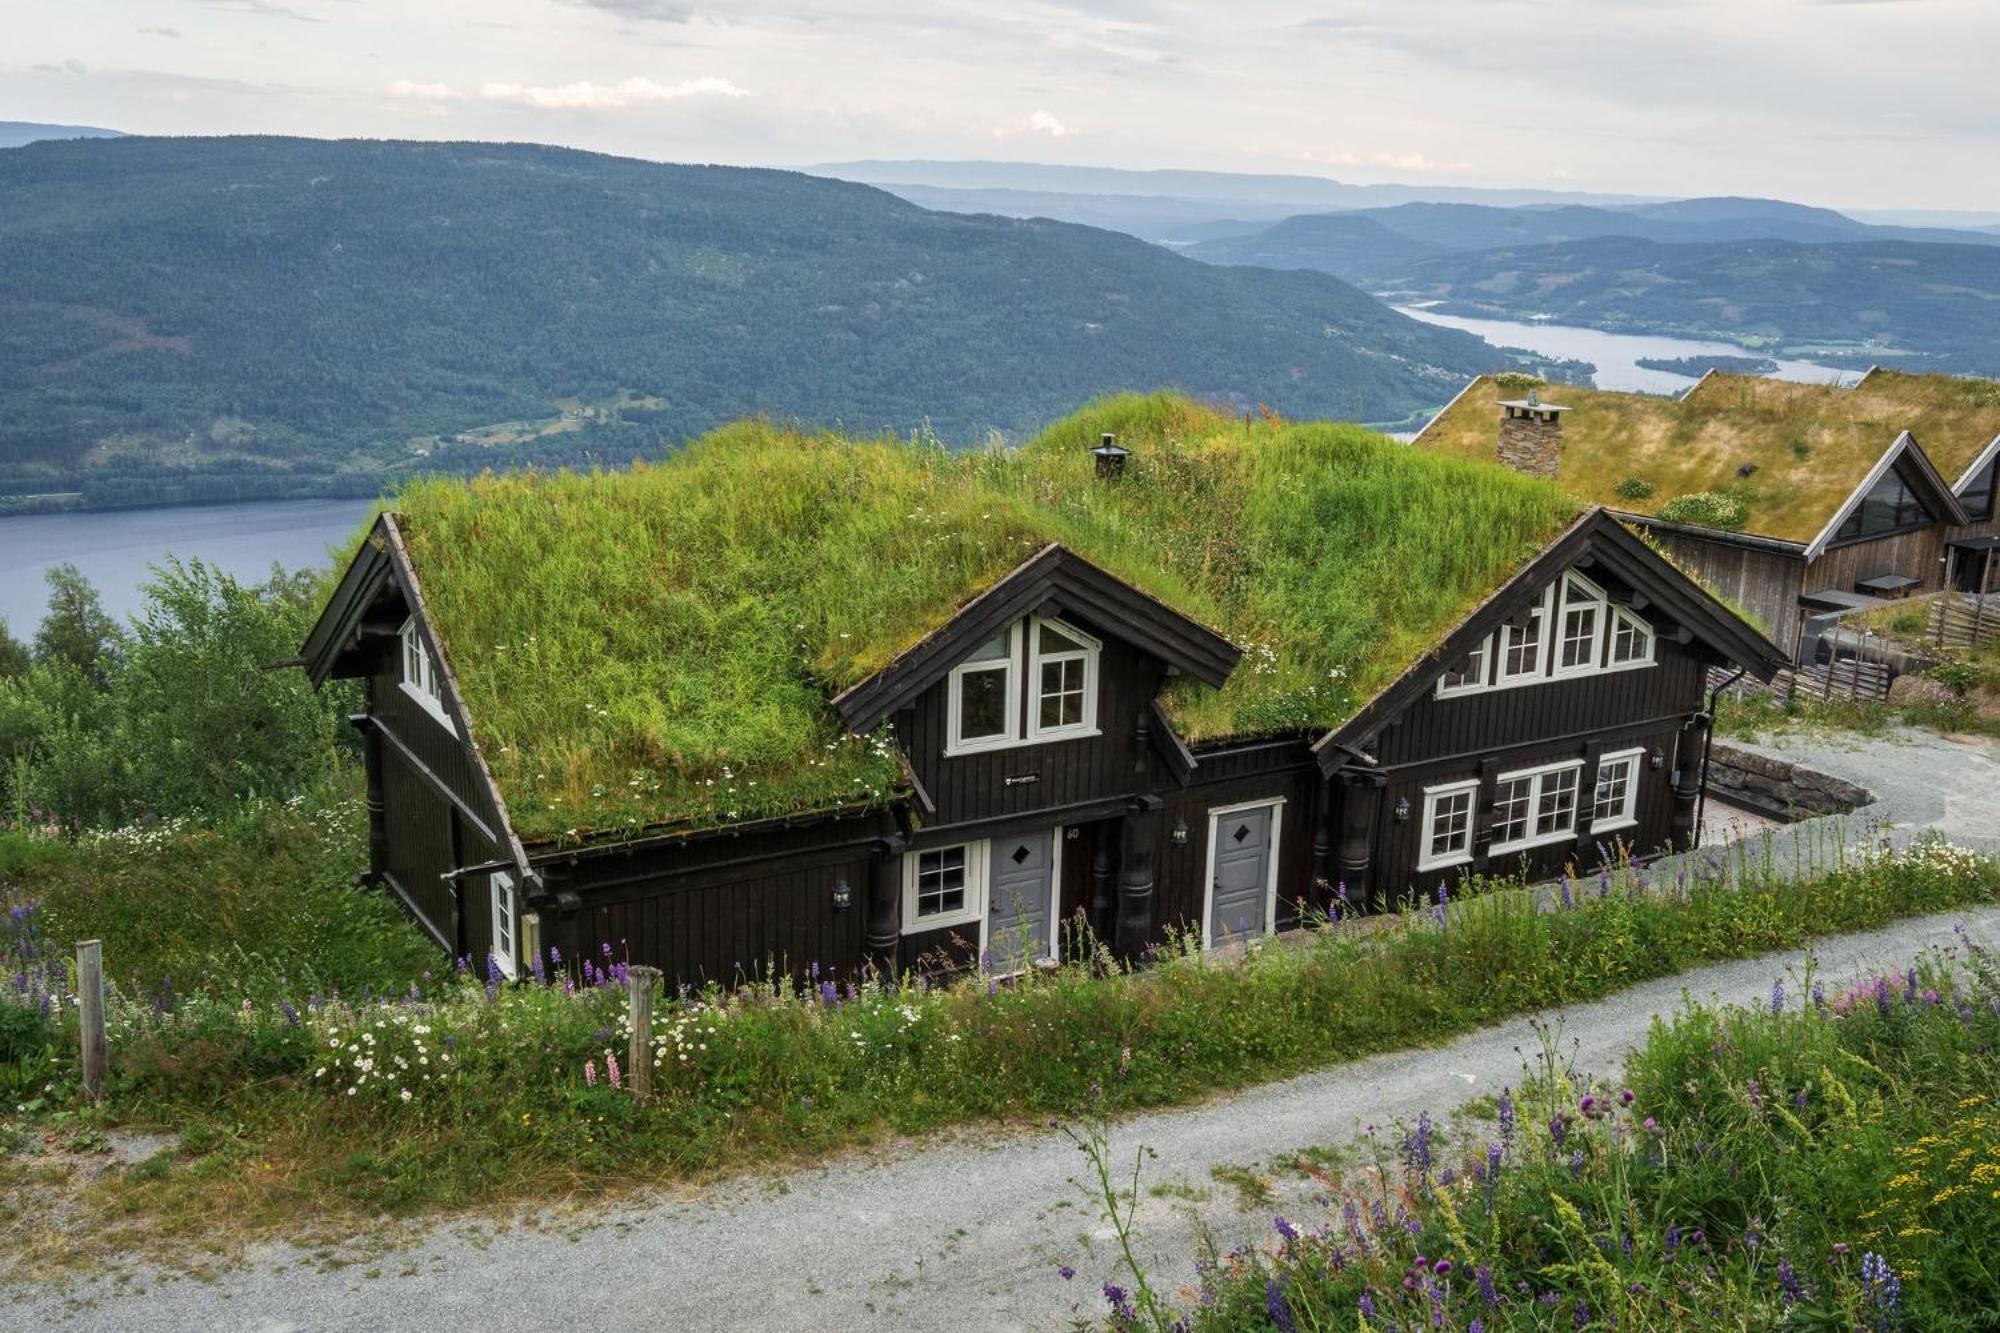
[13, 731, 1997, 1332]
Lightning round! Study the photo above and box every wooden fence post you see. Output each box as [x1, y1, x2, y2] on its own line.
[627, 965, 661, 1098]
[76, 940, 106, 1101]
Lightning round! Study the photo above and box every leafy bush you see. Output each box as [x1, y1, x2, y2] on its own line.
[1655, 490, 1750, 529]
[1493, 372, 1544, 393]
[1612, 475, 1655, 501]
[1119, 897, 2000, 1330]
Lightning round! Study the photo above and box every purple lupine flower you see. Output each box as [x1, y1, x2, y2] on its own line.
[1477, 1263, 1498, 1307]
[531, 950, 546, 985]
[1770, 978, 1786, 1014]
[1569, 1150, 1585, 1177]
[1777, 1259, 1802, 1304]
[1664, 1224, 1681, 1256]
[1401, 1111, 1434, 1177]
[279, 1000, 299, 1026]
[1265, 1279, 1296, 1333]
[1343, 1200, 1371, 1253]
[1470, 1322, 1485, 1333]
[456, 954, 470, 975]
[1572, 1299, 1591, 1328]
[1357, 1291, 1377, 1321]
[1861, 1252, 1900, 1323]
[1559, 874, 1574, 910]
[819, 980, 839, 1005]
[1548, 1114, 1568, 1146]
[1497, 1088, 1516, 1141]
[1274, 1216, 1299, 1243]
[1486, 1141, 1504, 1182]
[1057, 1265, 1075, 1280]
[1598, 866, 1611, 898]
[1434, 882, 1449, 926]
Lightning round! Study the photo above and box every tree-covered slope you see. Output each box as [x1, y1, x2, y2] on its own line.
[0, 136, 1504, 509]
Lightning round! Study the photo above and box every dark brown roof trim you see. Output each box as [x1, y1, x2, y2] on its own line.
[831, 543, 1240, 732]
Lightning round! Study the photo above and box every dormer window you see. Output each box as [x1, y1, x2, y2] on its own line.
[1553, 573, 1606, 677]
[1030, 618, 1100, 740]
[945, 614, 1100, 755]
[399, 617, 451, 726]
[1434, 567, 1658, 699]
[1497, 588, 1550, 683]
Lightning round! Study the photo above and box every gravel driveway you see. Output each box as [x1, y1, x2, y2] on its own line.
[12, 730, 1996, 1332]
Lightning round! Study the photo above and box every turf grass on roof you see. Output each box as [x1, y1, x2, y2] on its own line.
[390, 393, 1580, 844]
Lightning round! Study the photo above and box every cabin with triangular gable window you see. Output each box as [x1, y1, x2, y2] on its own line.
[299, 398, 1784, 988]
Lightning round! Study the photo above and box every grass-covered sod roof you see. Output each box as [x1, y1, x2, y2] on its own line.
[1415, 369, 2000, 542]
[391, 395, 1580, 843]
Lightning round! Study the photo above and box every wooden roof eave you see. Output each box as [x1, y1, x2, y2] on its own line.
[1310, 508, 1789, 776]
[1952, 432, 2000, 496]
[298, 513, 396, 688]
[831, 543, 1241, 732]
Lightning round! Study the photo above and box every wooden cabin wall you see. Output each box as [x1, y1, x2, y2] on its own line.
[1360, 635, 1713, 899]
[1648, 531, 1805, 655]
[1811, 526, 1953, 600]
[1163, 743, 1323, 936]
[894, 618, 1163, 829]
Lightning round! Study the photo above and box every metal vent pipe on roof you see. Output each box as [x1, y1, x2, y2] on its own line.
[1092, 432, 1132, 481]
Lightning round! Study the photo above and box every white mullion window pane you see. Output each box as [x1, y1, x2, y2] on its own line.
[1535, 767, 1581, 837]
[916, 847, 968, 918]
[1592, 755, 1639, 826]
[957, 665, 1011, 740]
[1438, 637, 1490, 694]
[1426, 789, 1474, 861]
[1560, 605, 1598, 669]
[1491, 777, 1533, 845]
[1038, 656, 1085, 729]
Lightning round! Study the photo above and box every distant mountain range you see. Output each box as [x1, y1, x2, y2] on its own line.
[0, 136, 1512, 511]
[1185, 198, 2000, 374]
[0, 121, 125, 149]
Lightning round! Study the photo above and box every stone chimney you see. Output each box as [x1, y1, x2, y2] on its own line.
[1495, 388, 1569, 479]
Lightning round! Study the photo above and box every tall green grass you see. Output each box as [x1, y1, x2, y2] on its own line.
[393, 393, 1578, 840]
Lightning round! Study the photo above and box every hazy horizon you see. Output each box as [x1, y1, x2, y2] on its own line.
[5, 1, 1998, 215]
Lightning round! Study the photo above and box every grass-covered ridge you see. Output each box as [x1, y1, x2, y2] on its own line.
[393, 394, 1579, 842]
[1416, 368, 2000, 542]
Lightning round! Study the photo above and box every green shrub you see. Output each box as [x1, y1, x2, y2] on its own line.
[1656, 490, 1750, 529]
[1613, 475, 1655, 501]
[1493, 372, 1544, 393]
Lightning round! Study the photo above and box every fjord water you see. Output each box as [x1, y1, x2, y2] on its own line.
[0, 498, 374, 636]
[1394, 307, 1861, 395]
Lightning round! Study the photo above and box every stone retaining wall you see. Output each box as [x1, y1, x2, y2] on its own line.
[1705, 741, 1873, 820]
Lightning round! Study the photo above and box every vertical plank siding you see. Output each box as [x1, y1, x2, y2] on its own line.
[1648, 532, 1805, 655]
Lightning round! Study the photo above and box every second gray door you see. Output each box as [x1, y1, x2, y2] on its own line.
[1209, 804, 1275, 945]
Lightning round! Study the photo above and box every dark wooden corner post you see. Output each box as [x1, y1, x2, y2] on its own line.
[867, 836, 904, 979]
[352, 711, 388, 882]
[1089, 839, 1118, 945]
[1114, 796, 1164, 962]
[1670, 713, 1710, 851]
[1336, 771, 1384, 912]
[1309, 771, 1335, 907]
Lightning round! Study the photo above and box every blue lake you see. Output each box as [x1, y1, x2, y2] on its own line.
[0, 498, 375, 637]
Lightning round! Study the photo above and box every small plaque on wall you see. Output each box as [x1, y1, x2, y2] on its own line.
[1004, 773, 1040, 787]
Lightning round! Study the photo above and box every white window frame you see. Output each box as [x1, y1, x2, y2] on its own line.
[1552, 573, 1607, 679]
[945, 624, 1023, 756]
[489, 871, 518, 980]
[1026, 616, 1102, 742]
[1606, 607, 1657, 671]
[1200, 797, 1286, 947]
[398, 617, 454, 728]
[1416, 780, 1479, 872]
[1495, 584, 1555, 686]
[901, 839, 989, 934]
[1489, 758, 1586, 855]
[1589, 748, 1645, 834]
[1434, 635, 1493, 699]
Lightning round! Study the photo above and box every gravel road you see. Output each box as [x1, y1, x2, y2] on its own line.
[13, 729, 1997, 1332]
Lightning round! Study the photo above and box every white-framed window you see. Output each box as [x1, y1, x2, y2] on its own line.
[902, 840, 988, 933]
[1417, 780, 1479, 871]
[945, 615, 1100, 755]
[1554, 573, 1606, 676]
[398, 617, 452, 726]
[1497, 586, 1552, 684]
[489, 871, 518, 980]
[1608, 608, 1655, 668]
[1590, 749, 1644, 833]
[946, 625, 1021, 755]
[1028, 617, 1101, 740]
[1491, 759, 1585, 854]
[1435, 638, 1491, 698]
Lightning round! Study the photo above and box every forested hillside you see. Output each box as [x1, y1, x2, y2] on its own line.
[0, 136, 1505, 510]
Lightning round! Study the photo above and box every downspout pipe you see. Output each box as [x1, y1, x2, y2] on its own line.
[1695, 666, 1749, 844]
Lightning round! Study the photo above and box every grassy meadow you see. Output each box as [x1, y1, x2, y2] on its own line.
[1, 810, 1994, 1274]
[1127, 894, 2000, 1330]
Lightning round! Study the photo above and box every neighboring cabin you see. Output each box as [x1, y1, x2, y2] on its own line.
[1414, 369, 2000, 656]
[298, 399, 1783, 988]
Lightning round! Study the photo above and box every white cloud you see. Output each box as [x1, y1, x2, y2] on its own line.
[476, 75, 748, 110]
[386, 80, 464, 102]
[1292, 147, 1472, 174]
[995, 108, 1072, 139]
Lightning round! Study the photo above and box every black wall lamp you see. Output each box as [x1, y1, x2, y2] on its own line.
[1393, 796, 1411, 823]
[1170, 819, 1190, 848]
[831, 878, 854, 912]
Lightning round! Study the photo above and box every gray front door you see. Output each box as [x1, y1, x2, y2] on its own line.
[988, 830, 1055, 972]
[1209, 804, 1275, 945]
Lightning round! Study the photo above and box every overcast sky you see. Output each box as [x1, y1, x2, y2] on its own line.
[6, 0, 1997, 211]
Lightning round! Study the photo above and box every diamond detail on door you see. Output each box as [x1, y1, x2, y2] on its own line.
[1010, 844, 1032, 865]
[1232, 824, 1251, 843]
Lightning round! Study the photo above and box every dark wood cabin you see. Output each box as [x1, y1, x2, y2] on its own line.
[1415, 369, 2000, 658]
[300, 501, 1784, 990]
